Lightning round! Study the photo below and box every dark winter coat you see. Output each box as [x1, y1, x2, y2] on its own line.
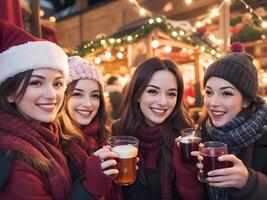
[228, 132, 267, 200]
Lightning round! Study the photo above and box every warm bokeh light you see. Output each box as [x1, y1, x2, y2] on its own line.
[152, 40, 160, 48]
[139, 8, 146, 16]
[39, 10, 44, 17]
[49, 16, 56, 22]
[164, 45, 172, 53]
[117, 52, 124, 59]
[95, 57, 101, 64]
[105, 51, 112, 59]
[185, 0, 192, 4]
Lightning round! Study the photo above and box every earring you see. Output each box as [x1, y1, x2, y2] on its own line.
[7, 97, 14, 103]
[243, 102, 249, 108]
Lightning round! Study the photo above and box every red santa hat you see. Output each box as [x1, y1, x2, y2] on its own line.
[0, 19, 68, 84]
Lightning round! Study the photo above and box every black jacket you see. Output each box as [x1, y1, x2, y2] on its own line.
[122, 157, 181, 200]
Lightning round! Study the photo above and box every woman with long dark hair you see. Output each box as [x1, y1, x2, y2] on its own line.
[109, 57, 204, 200]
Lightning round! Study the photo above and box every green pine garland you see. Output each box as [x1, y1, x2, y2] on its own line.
[71, 15, 220, 58]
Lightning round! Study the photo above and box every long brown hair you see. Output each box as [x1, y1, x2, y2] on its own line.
[117, 57, 194, 171]
[60, 79, 109, 142]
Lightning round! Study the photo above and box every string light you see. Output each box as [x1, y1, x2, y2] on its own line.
[72, 16, 220, 58]
[49, 16, 56, 22]
[151, 40, 160, 48]
[185, 0, 193, 4]
[239, 0, 267, 28]
[128, 0, 153, 17]
[164, 45, 172, 53]
[116, 38, 122, 43]
[105, 51, 112, 59]
[39, 10, 44, 17]
[189, 0, 266, 44]
[193, 0, 226, 31]
[211, 8, 219, 17]
[139, 8, 146, 16]
[94, 57, 101, 64]
[109, 38, 115, 44]
[127, 35, 133, 41]
[117, 52, 124, 59]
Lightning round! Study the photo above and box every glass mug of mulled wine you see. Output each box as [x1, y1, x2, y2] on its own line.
[198, 141, 229, 183]
[178, 128, 201, 164]
[108, 135, 139, 186]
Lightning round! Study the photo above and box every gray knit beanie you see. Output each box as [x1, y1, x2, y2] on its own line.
[203, 53, 258, 99]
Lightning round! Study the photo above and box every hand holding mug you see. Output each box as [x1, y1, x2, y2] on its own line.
[198, 141, 229, 183]
[94, 146, 119, 176]
[205, 154, 249, 189]
[177, 128, 201, 164]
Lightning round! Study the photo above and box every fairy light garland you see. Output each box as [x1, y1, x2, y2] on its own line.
[71, 15, 221, 58]
[71, 0, 266, 57]
[238, 0, 267, 28]
[192, 0, 267, 29]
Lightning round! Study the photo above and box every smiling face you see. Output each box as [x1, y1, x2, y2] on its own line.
[204, 77, 248, 127]
[9, 68, 65, 123]
[138, 70, 178, 127]
[67, 79, 100, 126]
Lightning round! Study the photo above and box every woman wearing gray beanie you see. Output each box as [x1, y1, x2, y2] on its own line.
[195, 44, 267, 200]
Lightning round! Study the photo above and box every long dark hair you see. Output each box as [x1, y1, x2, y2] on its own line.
[0, 70, 32, 116]
[117, 57, 194, 171]
[61, 79, 109, 142]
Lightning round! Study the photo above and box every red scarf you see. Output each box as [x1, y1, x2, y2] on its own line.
[0, 111, 71, 200]
[65, 118, 102, 175]
[106, 123, 173, 200]
[107, 122, 203, 200]
[80, 118, 104, 154]
[136, 122, 172, 200]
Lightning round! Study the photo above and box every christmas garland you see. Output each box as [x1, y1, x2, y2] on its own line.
[71, 15, 220, 58]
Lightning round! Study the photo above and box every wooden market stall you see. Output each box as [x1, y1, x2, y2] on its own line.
[72, 15, 221, 115]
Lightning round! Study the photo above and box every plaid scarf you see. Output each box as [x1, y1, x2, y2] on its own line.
[203, 97, 267, 200]
[205, 97, 267, 155]
[0, 111, 72, 200]
[136, 122, 173, 200]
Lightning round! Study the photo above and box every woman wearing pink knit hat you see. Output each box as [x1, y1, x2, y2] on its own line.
[59, 56, 119, 199]
[0, 20, 109, 200]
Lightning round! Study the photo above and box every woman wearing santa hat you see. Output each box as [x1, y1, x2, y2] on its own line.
[0, 19, 109, 200]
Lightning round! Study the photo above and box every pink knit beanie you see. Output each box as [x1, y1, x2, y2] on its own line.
[67, 56, 103, 86]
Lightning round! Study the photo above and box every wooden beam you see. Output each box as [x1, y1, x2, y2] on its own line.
[219, 1, 230, 53]
[243, 39, 267, 48]
[193, 49, 202, 107]
[30, 0, 41, 37]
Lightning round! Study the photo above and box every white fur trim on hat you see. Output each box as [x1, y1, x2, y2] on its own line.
[0, 41, 69, 84]
[68, 56, 103, 86]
